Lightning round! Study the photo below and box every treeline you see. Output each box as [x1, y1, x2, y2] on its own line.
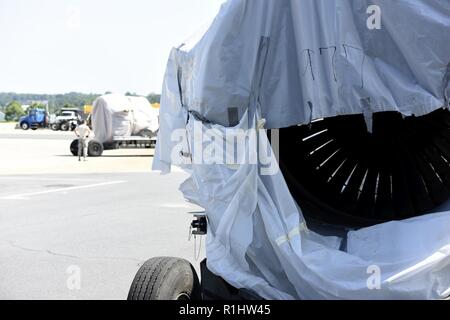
[0, 92, 161, 114]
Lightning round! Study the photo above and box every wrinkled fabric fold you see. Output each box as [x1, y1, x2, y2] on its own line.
[177, 113, 450, 299]
[153, 0, 450, 299]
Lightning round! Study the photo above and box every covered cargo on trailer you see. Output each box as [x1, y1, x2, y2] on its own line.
[92, 94, 159, 144]
[151, 0, 450, 300]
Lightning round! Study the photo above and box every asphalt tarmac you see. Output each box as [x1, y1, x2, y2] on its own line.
[0, 124, 205, 299]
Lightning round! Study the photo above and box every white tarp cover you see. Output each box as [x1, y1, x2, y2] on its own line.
[174, 0, 450, 129]
[92, 94, 159, 144]
[178, 111, 450, 300]
[153, 0, 450, 299]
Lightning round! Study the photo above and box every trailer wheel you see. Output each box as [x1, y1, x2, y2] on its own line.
[127, 257, 201, 301]
[88, 140, 104, 157]
[70, 139, 79, 156]
[20, 122, 29, 130]
[51, 123, 60, 131]
[60, 123, 70, 131]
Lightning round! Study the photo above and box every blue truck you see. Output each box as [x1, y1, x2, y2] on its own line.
[19, 109, 49, 130]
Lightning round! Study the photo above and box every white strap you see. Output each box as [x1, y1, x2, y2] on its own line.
[276, 222, 308, 246]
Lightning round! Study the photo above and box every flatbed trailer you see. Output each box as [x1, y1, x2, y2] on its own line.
[70, 135, 157, 157]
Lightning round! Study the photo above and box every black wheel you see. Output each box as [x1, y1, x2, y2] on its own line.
[70, 139, 79, 156]
[280, 108, 450, 228]
[51, 123, 60, 131]
[127, 257, 201, 301]
[60, 123, 69, 131]
[88, 140, 104, 157]
[20, 122, 29, 130]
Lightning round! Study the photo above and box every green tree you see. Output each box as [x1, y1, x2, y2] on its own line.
[63, 103, 77, 109]
[26, 102, 46, 113]
[147, 93, 161, 104]
[4, 101, 25, 121]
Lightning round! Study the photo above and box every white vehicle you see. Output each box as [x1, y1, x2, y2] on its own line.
[50, 109, 82, 131]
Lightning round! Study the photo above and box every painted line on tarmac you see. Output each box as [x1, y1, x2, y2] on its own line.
[159, 203, 199, 209]
[0, 180, 127, 200]
[0, 177, 106, 182]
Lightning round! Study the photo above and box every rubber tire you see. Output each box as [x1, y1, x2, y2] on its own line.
[88, 140, 104, 157]
[51, 123, 60, 131]
[127, 257, 201, 301]
[60, 123, 70, 131]
[70, 139, 79, 156]
[21, 122, 29, 130]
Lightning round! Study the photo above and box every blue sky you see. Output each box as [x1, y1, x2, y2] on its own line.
[0, 0, 225, 95]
